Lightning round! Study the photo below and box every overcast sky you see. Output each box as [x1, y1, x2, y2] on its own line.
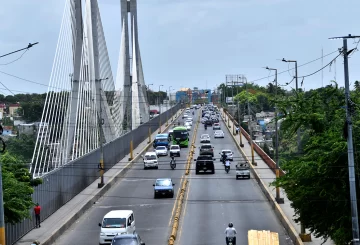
[0, 0, 359, 95]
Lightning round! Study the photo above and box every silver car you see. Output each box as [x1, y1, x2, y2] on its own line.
[214, 130, 224, 138]
[200, 134, 211, 143]
[155, 146, 168, 156]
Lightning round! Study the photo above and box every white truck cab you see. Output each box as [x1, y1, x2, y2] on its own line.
[99, 210, 135, 245]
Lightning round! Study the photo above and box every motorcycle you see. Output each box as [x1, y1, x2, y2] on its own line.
[228, 237, 234, 245]
[192, 111, 194, 115]
[225, 165, 230, 173]
[204, 125, 207, 130]
[170, 158, 176, 170]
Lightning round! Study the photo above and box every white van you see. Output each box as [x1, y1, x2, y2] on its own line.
[142, 152, 158, 169]
[99, 210, 136, 245]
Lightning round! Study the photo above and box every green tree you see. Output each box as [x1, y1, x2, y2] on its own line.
[2, 152, 42, 224]
[6, 135, 36, 162]
[272, 83, 359, 244]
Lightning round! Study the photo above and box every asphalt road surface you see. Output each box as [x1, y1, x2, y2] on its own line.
[53, 109, 200, 245]
[176, 117, 293, 245]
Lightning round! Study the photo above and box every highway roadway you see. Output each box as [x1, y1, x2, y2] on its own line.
[176, 117, 292, 245]
[54, 109, 200, 245]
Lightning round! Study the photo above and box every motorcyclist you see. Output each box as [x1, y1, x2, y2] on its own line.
[170, 156, 176, 167]
[204, 124, 207, 130]
[225, 159, 231, 172]
[192, 111, 194, 115]
[224, 222, 237, 245]
[221, 151, 227, 164]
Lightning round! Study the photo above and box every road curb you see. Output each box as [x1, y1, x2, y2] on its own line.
[220, 110, 304, 245]
[32, 109, 184, 245]
[168, 112, 200, 245]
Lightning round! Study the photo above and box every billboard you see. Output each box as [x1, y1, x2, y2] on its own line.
[226, 97, 234, 104]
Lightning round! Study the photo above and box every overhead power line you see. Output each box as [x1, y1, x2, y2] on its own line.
[0, 42, 39, 65]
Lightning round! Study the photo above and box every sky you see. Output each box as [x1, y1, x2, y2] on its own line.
[0, 0, 359, 96]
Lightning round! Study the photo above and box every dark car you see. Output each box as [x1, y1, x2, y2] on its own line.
[205, 120, 213, 126]
[111, 233, 145, 245]
[153, 178, 175, 198]
[199, 144, 214, 157]
[194, 155, 215, 174]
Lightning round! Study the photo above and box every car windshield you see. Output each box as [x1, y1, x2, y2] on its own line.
[223, 150, 231, 154]
[201, 135, 209, 138]
[145, 155, 156, 160]
[216, 130, 223, 133]
[155, 179, 172, 186]
[201, 145, 212, 149]
[171, 146, 180, 150]
[156, 138, 168, 143]
[102, 218, 126, 228]
[156, 146, 166, 150]
[112, 238, 138, 245]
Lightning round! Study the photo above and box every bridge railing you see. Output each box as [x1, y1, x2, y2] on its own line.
[5, 103, 181, 245]
[223, 109, 285, 176]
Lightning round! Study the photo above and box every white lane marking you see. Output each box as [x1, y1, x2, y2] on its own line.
[96, 203, 174, 208]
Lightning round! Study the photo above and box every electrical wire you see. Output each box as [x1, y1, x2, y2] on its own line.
[0, 49, 29, 66]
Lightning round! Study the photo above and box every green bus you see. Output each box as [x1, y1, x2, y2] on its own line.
[172, 126, 189, 147]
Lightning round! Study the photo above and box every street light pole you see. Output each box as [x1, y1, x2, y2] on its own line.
[245, 79, 256, 166]
[329, 34, 360, 245]
[282, 58, 301, 153]
[266, 67, 284, 204]
[97, 77, 108, 188]
[158, 85, 163, 133]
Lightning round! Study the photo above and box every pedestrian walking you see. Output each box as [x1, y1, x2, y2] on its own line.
[34, 203, 41, 228]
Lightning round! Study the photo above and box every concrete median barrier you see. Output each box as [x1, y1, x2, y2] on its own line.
[169, 112, 199, 244]
[220, 110, 304, 245]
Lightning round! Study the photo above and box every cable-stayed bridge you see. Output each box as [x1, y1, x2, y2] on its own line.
[30, 0, 151, 178]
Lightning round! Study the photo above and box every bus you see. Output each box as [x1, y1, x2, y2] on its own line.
[153, 134, 170, 149]
[172, 126, 189, 147]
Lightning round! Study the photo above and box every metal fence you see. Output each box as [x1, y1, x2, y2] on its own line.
[5, 103, 182, 245]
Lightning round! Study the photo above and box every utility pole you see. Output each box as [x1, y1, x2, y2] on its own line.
[329, 34, 360, 245]
[266, 67, 284, 204]
[237, 101, 244, 147]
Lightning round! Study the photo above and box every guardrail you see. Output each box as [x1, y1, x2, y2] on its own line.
[223, 110, 285, 176]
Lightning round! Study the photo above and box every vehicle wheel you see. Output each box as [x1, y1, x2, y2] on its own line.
[154, 193, 157, 199]
[212, 169, 215, 174]
[236, 176, 239, 180]
[248, 176, 251, 179]
[144, 166, 147, 170]
[171, 193, 174, 198]
[156, 166, 159, 169]
[196, 169, 199, 175]
[178, 153, 180, 157]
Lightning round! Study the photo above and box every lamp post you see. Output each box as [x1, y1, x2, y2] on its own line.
[282, 58, 301, 155]
[265, 67, 284, 204]
[244, 78, 256, 166]
[96, 77, 108, 188]
[147, 83, 153, 105]
[158, 85, 163, 133]
[329, 34, 360, 245]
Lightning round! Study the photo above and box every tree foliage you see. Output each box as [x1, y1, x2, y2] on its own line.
[272, 83, 360, 244]
[2, 152, 42, 224]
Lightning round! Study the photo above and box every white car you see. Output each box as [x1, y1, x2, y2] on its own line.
[213, 123, 221, 130]
[182, 114, 188, 119]
[186, 117, 193, 121]
[143, 152, 158, 169]
[184, 122, 191, 131]
[155, 146, 168, 156]
[214, 130, 225, 138]
[185, 119, 193, 126]
[221, 149, 233, 161]
[170, 145, 181, 157]
[200, 134, 211, 143]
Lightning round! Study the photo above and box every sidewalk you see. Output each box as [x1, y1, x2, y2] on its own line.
[221, 110, 334, 245]
[16, 109, 183, 245]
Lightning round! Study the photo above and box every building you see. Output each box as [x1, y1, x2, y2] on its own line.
[176, 88, 192, 103]
[9, 103, 21, 116]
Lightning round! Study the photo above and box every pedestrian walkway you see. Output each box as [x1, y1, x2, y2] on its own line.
[221, 109, 334, 245]
[16, 109, 183, 245]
